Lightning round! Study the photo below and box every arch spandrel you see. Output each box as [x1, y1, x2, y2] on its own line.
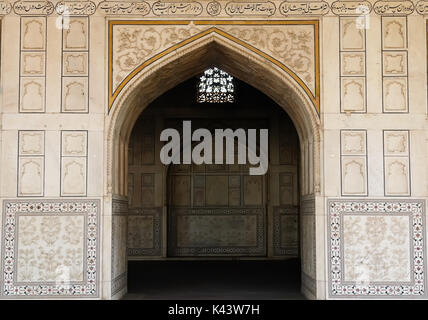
[108, 20, 320, 115]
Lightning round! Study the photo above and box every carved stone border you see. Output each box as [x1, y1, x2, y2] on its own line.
[327, 199, 426, 298]
[1, 199, 100, 298]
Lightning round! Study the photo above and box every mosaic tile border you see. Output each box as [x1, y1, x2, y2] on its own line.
[1, 199, 100, 298]
[327, 199, 426, 298]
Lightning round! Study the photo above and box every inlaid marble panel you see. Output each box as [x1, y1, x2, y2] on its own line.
[169, 208, 265, 256]
[127, 208, 161, 257]
[176, 215, 258, 247]
[16, 215, 85, 282]
[1, 200, 100, 297]
[128, 216, 153, 249]
[343, 214, 410, 282]
[328, 200, 425, 298]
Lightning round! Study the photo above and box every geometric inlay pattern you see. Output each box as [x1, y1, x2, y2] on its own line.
[328, 199, 425, 298]
[1, 199, 99, 297]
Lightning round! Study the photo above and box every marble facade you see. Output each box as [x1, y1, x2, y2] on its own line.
[0, 0, 426, 299]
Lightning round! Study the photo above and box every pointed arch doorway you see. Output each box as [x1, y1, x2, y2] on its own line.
[105, 32, 324, 300]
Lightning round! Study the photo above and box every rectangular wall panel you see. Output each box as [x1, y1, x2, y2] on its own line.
[17, 130, 45, 197]
[382, 17, 409, 113]
[1, 199, 100, 298]
[383, 130, 410, 196]
[61, 17, 89, 112]
[19, 17, 46, 112]
[328, 199, 425, 298]
[60, 131, 88, 196]
[340, 130, 368, 196]
[339, 17, 367, 113]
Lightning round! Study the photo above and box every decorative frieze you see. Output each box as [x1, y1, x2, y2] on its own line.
[225, 1, 276, 16]
[13, 0, 54, 15]
[55, 1, 96, 16]
[0, 1, 426, 17]
[373, 0, 414, 16]
[152, 1, 203, 16]
[279, 1, 329, 16]
[331, 1, 372, 15]
[416, 1, 428, 14]
[98, 1, 150, 15]
[0, 1, 11, 15]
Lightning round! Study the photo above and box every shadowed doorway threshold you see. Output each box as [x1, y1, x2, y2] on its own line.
[122, 259, 305, 300]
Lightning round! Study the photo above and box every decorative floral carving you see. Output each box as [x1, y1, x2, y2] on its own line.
[2, 200, 99, 297]
[222, 26, 315, 90]
[328, 200, 425, 297]
[112, 23, 316, 96]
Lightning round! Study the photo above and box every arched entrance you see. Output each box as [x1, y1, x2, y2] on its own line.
[104, 33, 323, 300]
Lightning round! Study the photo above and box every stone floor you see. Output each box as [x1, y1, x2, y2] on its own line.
[122, 258, 305, 300]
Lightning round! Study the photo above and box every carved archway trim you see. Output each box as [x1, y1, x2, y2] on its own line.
[108, 20, 320, 115]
